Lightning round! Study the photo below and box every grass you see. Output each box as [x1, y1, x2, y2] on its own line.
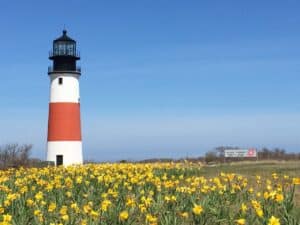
[200, 160, 300, 177]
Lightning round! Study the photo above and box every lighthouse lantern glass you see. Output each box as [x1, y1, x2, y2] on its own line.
[53, 41, 75, 56]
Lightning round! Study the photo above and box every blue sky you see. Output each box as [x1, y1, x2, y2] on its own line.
[0, 1, 300, 161]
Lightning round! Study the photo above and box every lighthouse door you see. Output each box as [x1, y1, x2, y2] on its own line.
[56, 155, 63, 166]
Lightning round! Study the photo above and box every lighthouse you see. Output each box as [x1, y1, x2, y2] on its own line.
[47, 30, 83, 166]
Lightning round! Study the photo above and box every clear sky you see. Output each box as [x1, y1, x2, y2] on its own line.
[0, 1, 300, 161]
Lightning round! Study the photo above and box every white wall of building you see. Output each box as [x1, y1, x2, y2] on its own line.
[47, 141, 83, 166]
[50, 73, 80, 103]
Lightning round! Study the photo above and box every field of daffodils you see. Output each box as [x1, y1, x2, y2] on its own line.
[0, 163, 299, 225]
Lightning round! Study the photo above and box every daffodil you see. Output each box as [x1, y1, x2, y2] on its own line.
[119, 210, 129, 221]
[268, 216, 280, 225]
[235, 218, 246, 225]
[192, 204, 203, 215]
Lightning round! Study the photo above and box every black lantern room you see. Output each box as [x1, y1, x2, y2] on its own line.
[49, 30, 80, 74]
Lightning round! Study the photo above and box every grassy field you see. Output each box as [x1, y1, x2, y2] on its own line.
[200, 161, 300, 206]
[200, 161, 300, 177]
[0, 161, 299, 225]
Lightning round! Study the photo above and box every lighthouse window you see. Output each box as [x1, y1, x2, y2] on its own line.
[58, 77, 63, 85]
[67, 44, 74, 55]
[58, 43, 66, 55]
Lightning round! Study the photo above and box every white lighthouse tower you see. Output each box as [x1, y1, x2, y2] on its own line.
[47, 30, 83, 166]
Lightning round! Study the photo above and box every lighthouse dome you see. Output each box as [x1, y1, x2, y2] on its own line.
[52, 30, 78, 57]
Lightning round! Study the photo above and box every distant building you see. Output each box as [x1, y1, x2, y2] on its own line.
[47, 30, 83, 166]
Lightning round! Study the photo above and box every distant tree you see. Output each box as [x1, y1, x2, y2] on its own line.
[205, 151, 218, 164]
[260, 147, 270, 160]
[0, 143, 32, 169]
[274, 148, 286, 160]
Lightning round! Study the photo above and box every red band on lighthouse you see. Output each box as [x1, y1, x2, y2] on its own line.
[48, 103, 81, 141]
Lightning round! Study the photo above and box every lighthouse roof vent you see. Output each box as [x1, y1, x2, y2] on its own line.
[54, 30, 76, 43]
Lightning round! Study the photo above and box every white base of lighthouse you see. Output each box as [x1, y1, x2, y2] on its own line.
[47, 141, 83, 166]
